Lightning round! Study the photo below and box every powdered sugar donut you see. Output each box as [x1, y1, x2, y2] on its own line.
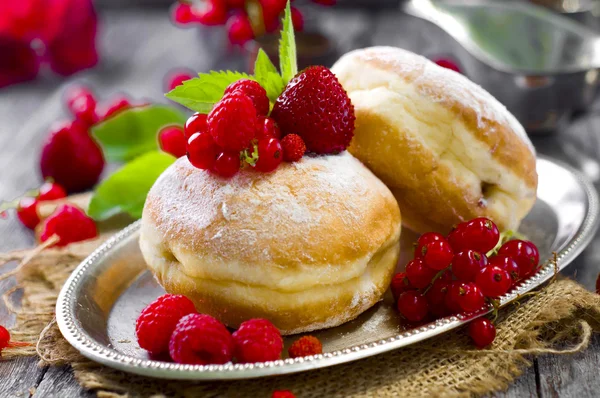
[331, 46, 537, 233]
[140, 152, 401, 334]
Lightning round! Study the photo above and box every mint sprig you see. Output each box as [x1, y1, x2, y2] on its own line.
[254, 49, 285, 103]
[279, 2, 298, 84]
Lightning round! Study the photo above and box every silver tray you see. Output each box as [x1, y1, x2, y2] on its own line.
[56, 157, 600, 380]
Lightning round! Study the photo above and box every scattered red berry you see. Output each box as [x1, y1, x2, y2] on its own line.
[390, 272, 413, 302]
[99, 95, 131, 120]
[452, 250, 488, 282]
[422, 240, 454, 271]
[433, 57, 462, 73]
[257, 117, 282, 140]
[281, 134, 306, 162]
[272, 66, 355, 154]
[498, 240, 539, 278]
[0, 326, 9, 350]
[39, 204, 98, 247]
[135, 294, 196, 354]
[397, 291, 429, 323]
[213, 151, 241, 178]
[457, 282, 486, 313]
[185, 112, 208, 140]
[272, 391, 296, 398]
[468, 318, 496, 348]
[425, 279, 450, 317]
[16, 197, 40, 229]
[172, 2, 195, 25]
[169, 313, 234, 365]
[227, 13, 255, 45]
[405, 258, 437, 289]
[291, 7, 304, 31]
[65, 85, 98, 126]
[158, 126, 187, 158]
[187, 131, 219, 170]
[232, 318, 283, 363]
[414, 232, 444, 258]
[456, 218, 499, 254]
[38, 181, 67, 201]
[166, 70, 194, 91]
[254, 138, 283, 172]
[208, 91, 257, 152]
[288, 335, 322, 358]
[224, 79, 270, 116]
[476, 266, 512, 298]
[489, 255, 520, 286]
[40, 121, 105, 193]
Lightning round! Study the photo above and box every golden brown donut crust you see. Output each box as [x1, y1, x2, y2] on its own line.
[331, 47, 538, 233]
[140, 153, 401, 334]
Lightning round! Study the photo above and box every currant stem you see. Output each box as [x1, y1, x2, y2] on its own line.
[422, 268, 449, 295]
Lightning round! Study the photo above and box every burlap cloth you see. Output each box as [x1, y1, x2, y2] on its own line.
[1, 235, 600, 397]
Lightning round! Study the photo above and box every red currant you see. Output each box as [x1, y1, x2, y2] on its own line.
[172, 2, 194, 24]
[38, 182, 67, 201]
[291, 7, 304, 31]
[456, 218, 499, 254]
[447, 222, 468, 252]
[212, 152, 240, 178]
[65, 85, 97, 126]
[166, 70, 194, 91]
[390, 272, 412, 302]
[227, 13, 254, 45]
[40, 204, 98, 247]
[422, 240, 453, 270]
[159, 126, 187, 158]
[254, 138, 283, 173]
[425, 279, 450, 317]
[17, 197, 40, 229]
[99, 96, 131, 121]
[405, 258, 437, 289]
[257, 117, 282, 140]
[475, 266, 512, 298]
[468, 318, 496, 348]
[397, 291, 429, 323]
[0, 326, 9, 349]
[185, 113, 208, 140]
[414, 232, 444, 258]
[489, 255, 520, 285]
[433, 58, 462, 74]
[445, 281, 467, 313]
[225, 0, 246, 8]
[195, 0, 228, 26]
[498, 240, 539, 278]
[451, 250, 488, 282]
[457, 283, 486, 313]
[187, 132, 219, 170]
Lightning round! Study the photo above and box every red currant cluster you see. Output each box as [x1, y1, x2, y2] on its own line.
[182, 79, 306, 178]
[171, 0, 333, 45]
[392, 218, 540, 348]
[14, 181, 67, 230]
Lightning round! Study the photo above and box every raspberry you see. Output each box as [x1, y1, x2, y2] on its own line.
[257, 117, 282, 140]
[65, 85, 98, 126]
[169, 313, 234, 365]
[185, 112, 208, 140]
[158, 126, 187, 158]
[254, 138, 283, 172]
[38, 182, 67, 201]
[135, 294, 196, 354]
[187, 131, 219, 170]
[208, 91, 257, 152]
[16, 197, 40, 230]
[227, 13, 254, 45]
[281, 134, 306, 162]
[224, 79, 270, 116]
[98, 95, 132, 121]
[288, 336, 322, 358]
[213, 151, 241, 178]
[232, 318, 283, 363]
[39, 204, 98, 247]
[271, 66, 355, 154]
[40, 121, 105, 193]
[272, 391, 296, 398]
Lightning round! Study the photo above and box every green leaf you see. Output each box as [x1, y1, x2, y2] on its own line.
[88, 151, 175, 221]
[254, 49, 285, 102]
[279, 2, 297, 84]
[92, 105, 186, 162]
[165, 70, 254, 112]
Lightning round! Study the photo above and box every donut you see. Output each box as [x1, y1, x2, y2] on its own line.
[331, 46, 538, 233]
[139, 152, 401, 335]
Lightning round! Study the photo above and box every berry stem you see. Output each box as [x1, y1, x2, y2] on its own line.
[422, 268, 450, 295]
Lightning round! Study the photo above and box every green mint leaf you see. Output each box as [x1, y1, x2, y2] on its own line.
[92, 105, 186, 162]
[254, 49, 285, 102]
[279, 1, 298, 84]
[165, 70, 254, 112]
[88, 151, 175, 221]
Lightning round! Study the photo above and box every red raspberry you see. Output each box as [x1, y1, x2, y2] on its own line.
[158, 126, 187, 158]
[195, 0, 228, 26]
[166, 69, 194, 92]
[0, 326, 9, 350]
[272, 391, 296, 398]
[38, 182, 67, 201]
[232, 318, 283, 363]
[169, 313, 234, 365]
[98, 95, 132, 121]
[272, 66, 355, 154]
[288, 335, 322, 358]
[136, 294, 196, 354]
[227, 13, 255, 45]
[208, 91, 257, 152]
[65, 85, 98, 126]
[39, 204, 98, 247]
[40, 121, 105, 193]
[390, 272, 412, 302]
[257, 117, 282, 140]
[185, 112, 208, 140]
[281, 134, 306, 162]
[291, 7, 304, 31]
[213, 151, 241, 178]
[187, 131, 219, 170]
[224, 79, 270, 116]
[254, 138, 283, 172]
[17, 197, 40, 230]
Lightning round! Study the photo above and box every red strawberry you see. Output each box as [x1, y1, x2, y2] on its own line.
[271, 66, 355, 154]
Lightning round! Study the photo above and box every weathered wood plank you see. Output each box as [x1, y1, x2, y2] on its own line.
[33, 366, 94, 398]
[496, 363, 540, 398]
[0, 357, 46, 398]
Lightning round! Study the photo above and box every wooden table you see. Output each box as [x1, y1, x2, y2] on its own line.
[1, 5, 599, 397]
